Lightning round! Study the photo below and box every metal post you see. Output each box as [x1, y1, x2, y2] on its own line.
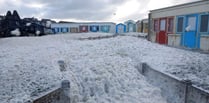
[183, 79, 192, 103]
[61, 80, 71, 103]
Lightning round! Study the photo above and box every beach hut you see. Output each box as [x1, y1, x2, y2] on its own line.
[149, 0, 209, 50]
[51, 23, 67, 34]
[79, 25, 88, 32]
[136, 20, 142, 32]
[100, 25, 110, 33]
[70, 27, 79, 33]
[141, 19, 149, 33]
[124, 20, 136, 32]
[151, 17, 173, 44]
[52, 27, 60, 34]
[90, 25, 99, 32]
[116, 23, 126, 34]
[61, 27, 69, 33]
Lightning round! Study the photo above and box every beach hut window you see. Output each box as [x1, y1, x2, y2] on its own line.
[187, 16, 197, 31]
[160, 19, 166, 31]
[177, 17, 184, 32]
[101, 25, 110, 32]
[154, 20, 159, 32]
[168, 18, 174, 32]
[200, 15, 209, 32]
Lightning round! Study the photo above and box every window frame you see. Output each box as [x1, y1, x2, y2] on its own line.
[167, 17, 174, 33]
[176, 16, 185, 33]
[199, 14, 209, 34]
[153, 19, 159, 32]
[159, 18, 166, 31]
[186, 15, 198, 32]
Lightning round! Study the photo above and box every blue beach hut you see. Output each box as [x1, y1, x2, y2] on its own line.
[116, 23, 126, 34]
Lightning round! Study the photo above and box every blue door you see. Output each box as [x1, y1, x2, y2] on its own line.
[90, 26, 99, 32]
[116, 24, 126, 34]
[184, 14, 198, 48]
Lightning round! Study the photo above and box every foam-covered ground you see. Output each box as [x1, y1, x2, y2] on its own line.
[0, 33, 209, 103]
[0, 33, 167, 103]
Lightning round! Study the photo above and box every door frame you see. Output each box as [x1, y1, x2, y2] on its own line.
[176, 16, 185, 46]
[184, 14, 199, 48]
[159, 18, 167, 44]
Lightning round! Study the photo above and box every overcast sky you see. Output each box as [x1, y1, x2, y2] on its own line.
[0, 0, 199, 23]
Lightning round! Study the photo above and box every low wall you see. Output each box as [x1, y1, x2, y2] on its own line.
[138, 63, 209, 103]
[78, 35, 117, 40]
[32, 80, 71, 103]
[33, 88, 63, 103]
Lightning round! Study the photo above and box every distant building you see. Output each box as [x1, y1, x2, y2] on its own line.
[136, 20, 142, 33]
[141, 19, 148, 33]
[41, 19, 56, 27]
[149, 0, 209, 51]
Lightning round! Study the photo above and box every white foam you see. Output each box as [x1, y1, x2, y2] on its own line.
[10, 28, 20, 36]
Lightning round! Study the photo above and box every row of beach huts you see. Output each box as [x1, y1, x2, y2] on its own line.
[51, 0, 209, 51]
[51, 19, 148, 34]
[148, 0, 209, 51]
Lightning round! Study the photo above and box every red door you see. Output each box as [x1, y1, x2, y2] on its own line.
[158, 18, 167, 44]
[79, 25, 88, 32]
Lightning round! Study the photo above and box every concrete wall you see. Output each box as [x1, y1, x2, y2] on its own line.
[138, 63, 186, 103]
[150, 1, 209, 18]
[200, 35, 209, 51]
[33, 80, 70, 103]
[168, 34, 181, 47]
[187, 85, 209, 103]
[149, 32, 156, 42]
[33, 88, 65, 103]
[138, 63, 209, 103]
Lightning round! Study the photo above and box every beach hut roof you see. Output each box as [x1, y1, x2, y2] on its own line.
[124, 20, 135, 24]
[150, 0, 209, 13]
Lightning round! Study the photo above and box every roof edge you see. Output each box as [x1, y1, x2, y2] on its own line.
[150, 0, 207, 12]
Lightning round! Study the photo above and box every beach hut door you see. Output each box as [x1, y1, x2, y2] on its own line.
[118, 25, 124, 33]
[184, 15, 197, 48]
[159, 18, 167, 44]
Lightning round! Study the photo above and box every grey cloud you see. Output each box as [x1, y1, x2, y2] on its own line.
[0, 0, 200, 22]
[43, 0, 126, 20]
[0, 0, 127, 20]
[18, 0, 127, 20]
